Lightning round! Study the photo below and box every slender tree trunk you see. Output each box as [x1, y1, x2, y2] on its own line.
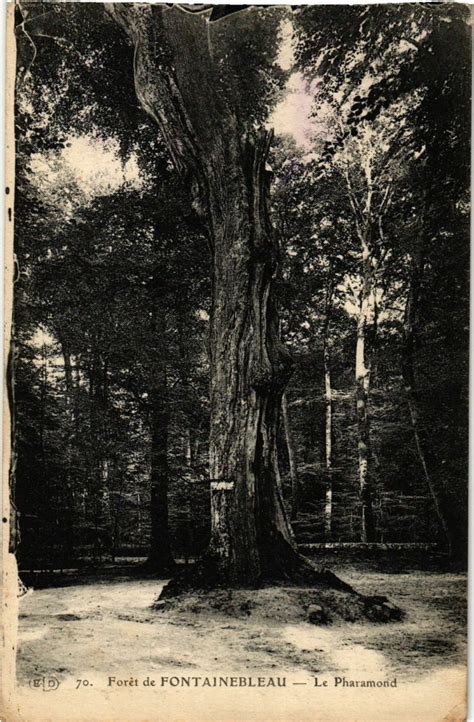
[355, 263, 376, 543]
[148, 368, 175, 571]
[7, 320, 19, 553]
[59, 336, 75, 562]
[88, 352, 113, 560]
[322, 277, 334, 539]
[40, 343, 48, 473]
[184, 427, 192, 467]
[281, 393, 299, 521]
[401, 247, 452, 553]
[61, 338, 73, 393]
[344, 155, 390, 544]
[192, 424, 201, 465]
[323, 351, 332, 537]
[147, 302, 175, 571]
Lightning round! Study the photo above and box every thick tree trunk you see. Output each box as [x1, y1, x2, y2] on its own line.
[401, 248, 452, 553]
[281, 393, 299, 521]
[355, 263, 376, 543]
[206, 130, 299, 584]
[107, 7, 403, 613]
[105, 5, 300, 584]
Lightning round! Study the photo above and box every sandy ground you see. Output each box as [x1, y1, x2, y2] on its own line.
[6, 565, 467, 722]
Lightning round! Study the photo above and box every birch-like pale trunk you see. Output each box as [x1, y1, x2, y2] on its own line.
[323, 351, 332, 536]
[355, 259, 376, 543]
[184, 428, 192, 467]
[322, 277, 334, 539]
[343, 150, 389, 544]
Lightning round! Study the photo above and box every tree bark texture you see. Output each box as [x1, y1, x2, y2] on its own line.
[109, 6, 298, 584]
[205, 125, 296, 583]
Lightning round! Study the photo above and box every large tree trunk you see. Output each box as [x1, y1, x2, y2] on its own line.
[206, 130, 299, 584]
[355, 262, 376, 543]
[401, 247, 452, 553]
[107, 8, 403, 616]
[108, 5, 300, 585]
[281, 392, 299, 521]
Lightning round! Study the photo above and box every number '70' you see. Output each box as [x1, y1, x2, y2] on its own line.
[76, 679, 92, 689]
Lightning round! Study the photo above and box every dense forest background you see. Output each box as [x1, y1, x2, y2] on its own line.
[12, 3, 470, 572]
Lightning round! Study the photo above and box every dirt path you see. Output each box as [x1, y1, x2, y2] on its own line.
[16, 568, 466, 682]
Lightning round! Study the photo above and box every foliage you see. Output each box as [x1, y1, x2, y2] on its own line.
[13, 3, 470, 565]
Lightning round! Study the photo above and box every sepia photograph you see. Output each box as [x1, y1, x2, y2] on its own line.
[2, 2, 470, 721]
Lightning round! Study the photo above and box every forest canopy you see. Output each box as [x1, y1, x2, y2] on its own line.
[11, 2, 470, 579]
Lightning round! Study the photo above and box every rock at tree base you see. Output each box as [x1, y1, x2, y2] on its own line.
[307, 604, 327, 624]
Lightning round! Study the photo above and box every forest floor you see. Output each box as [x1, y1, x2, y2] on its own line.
[15, 560, 466, 683]
[9, 560, 467, 722]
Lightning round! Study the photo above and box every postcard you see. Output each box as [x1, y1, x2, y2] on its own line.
[2, 3, 469, 721]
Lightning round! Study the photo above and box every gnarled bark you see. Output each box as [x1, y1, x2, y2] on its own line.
[107, 5, 301, 584]
[106, 7, 402, 619]
[205, 128, 298, 583]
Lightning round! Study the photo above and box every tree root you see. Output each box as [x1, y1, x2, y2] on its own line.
[156, 553, 403, 623]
